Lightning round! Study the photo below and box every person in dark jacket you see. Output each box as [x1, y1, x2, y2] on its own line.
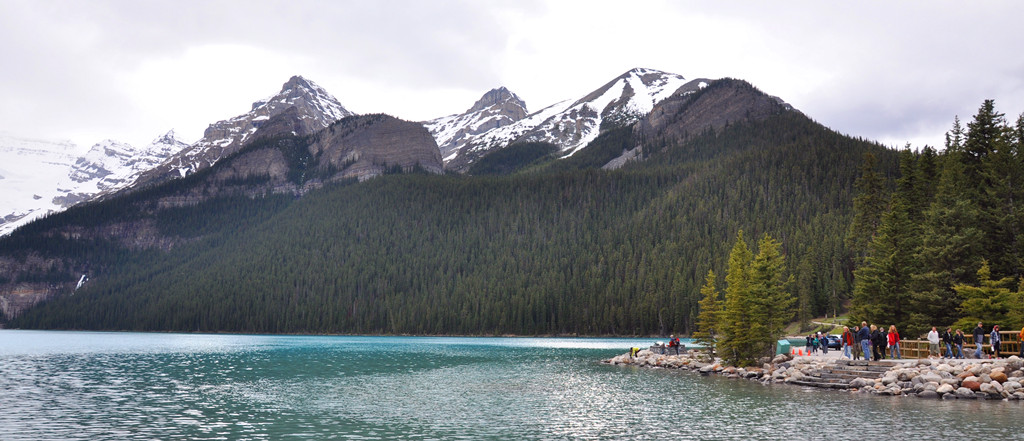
[973, 322, 985, 358]
[871, 325, 886, 361]
[852, 325, 863, 360]
[953, 329, 965, 359]
[857, 322, 872, 361]
[990, 325, 1001, 359]
[941, 327, 954, 358]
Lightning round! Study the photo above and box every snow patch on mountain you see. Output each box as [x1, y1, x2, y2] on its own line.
[424, 87, 529, 162]
[144, 76, 355, 181]
[0, 131, 187, 236]
[0, 133, 85, 232]
[432, 68, 690, 171]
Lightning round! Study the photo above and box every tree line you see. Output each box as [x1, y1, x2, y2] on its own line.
[7, 110, 895, 336]
[849, 100, 1024, 337]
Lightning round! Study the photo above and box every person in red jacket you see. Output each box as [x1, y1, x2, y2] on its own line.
[887, 325, 901, 359]
[841, 326, 855, 359]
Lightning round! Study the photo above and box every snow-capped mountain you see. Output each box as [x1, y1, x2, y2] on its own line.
[434, 68, 694, 172]
[424, 87, 529, 162]
[136, 76, 355, 186]
[0, 133, 84, 228]
[53, 131, 189, 207]
[0, 131, 188, 236]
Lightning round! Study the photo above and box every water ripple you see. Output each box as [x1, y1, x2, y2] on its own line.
[1, 331, 1021, 440]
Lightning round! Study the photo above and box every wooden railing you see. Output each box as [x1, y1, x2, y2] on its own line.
[895, 331, 1022, 359]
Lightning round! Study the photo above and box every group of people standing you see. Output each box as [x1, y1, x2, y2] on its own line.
[925, 326, 968, 358]
[847, 323, 903, 360]
[804, 332, 830, 355]
[846, 321, 1023, 360]
[925, 322, 1020, 359]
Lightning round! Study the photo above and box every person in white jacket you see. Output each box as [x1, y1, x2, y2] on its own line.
[927, 327, 940, 358]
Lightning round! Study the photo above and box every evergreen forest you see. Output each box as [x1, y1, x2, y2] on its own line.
[5, 109, 898, 336]
[849, 100, 1024, 337]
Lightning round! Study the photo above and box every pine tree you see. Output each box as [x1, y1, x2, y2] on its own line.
[718, 230, 754, 366]
[846, 152, 888, 264]
[794, 252, 815, 331]
[851, 192, 920, 332]
[693, 269, 720, 353]
[952, 261, 1015, 331]
[748, 234, 795, 357]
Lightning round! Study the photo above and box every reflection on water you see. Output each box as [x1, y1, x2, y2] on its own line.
[0, 330, 1021, 440]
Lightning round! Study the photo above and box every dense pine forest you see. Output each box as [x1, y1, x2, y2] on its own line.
[5, 108, 897, 335]
[850, 100, 1024, 336]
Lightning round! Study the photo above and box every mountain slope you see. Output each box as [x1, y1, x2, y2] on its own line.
[134, 76, 355, 187]
[54, 131, 189, 207]
[1, 79, 898, 334]
[424, 87, 528, 162]
[437, 68, 696, 172]
[0, 132, 187, 236]
[0, 133, 84, 229]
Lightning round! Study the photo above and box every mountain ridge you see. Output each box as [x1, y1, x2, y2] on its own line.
[431, 68, 700, 172]
[131, 75, 356, 189]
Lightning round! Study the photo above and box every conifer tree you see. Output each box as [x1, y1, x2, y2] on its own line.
[794, 252, 815, 331]
[718, 230, 754, 366]
[693, 269, 720, 353]
[846, 153, 888, 264]
[717, 231, 794, 365]
[748, 234, 795, 356]
[952, 261, 1015, 331]
[851, 191, 920, 332]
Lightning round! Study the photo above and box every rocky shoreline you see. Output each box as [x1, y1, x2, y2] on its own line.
[603, 349, 1024, 400]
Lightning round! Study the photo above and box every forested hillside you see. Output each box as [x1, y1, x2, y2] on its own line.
[5, 108, 896, 335]
[851, 100, 1024, 336]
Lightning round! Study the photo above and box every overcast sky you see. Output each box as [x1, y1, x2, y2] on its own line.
[2, 0, 1023, 151]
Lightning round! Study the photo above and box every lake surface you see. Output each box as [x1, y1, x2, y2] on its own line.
[1, 330, 1021, 440]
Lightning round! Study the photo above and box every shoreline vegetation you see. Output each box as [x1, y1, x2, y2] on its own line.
[603, 349, 1024, 401]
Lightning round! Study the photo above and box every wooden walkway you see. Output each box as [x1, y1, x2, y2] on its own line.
[899, 331, 1022, 359]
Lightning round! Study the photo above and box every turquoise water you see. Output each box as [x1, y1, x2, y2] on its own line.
[0, 330, 1020, 440]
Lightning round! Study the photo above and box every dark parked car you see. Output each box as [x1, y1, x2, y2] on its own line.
[826, 335, 842, 349]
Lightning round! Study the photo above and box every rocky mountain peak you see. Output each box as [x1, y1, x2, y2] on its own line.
[424, 87, 530, 162]
[468, 87, 527, 116]
[132, 75, 356, 187]
[436, 68, 691, 172]
[151, 129, 183, 146]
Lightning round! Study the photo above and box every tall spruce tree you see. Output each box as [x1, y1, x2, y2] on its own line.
[717, 231, 794, 366]
[693, 269, 720, 353]
[846, 152, 888, 264]
[851, 191, 920, 333]
[748, 234, 795, 356]
[952, 261, 1015, 331]
[718, 231, 754, 366]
